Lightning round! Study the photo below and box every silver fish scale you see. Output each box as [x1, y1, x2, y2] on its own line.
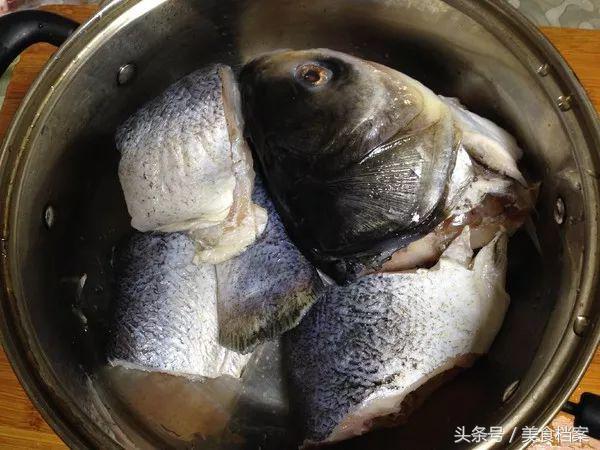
[117, 66, 227, 158]
[116, 65, 235, 233]
[110, 232, 249, 378]
[284, 239, 508, 444]
[286, 275, 435, 440]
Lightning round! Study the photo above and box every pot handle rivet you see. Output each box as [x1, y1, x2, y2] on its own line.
[537, 63, 550, 76]
[554, 197, 566, 225]
[574, 315, 590, 337]
[0, 236, 8, 258]
[502, 380, 520, 402]
[43, 205, 55, 229]
[117, 63, 136, 86]
[558, 95, 573, 111]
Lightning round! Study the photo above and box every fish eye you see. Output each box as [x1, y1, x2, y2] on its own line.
[295, 63, 332, 87]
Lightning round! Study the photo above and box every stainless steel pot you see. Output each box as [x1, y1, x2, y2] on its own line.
[1, 0, 599, 448]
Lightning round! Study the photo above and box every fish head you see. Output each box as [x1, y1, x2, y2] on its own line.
[240, 49, 426, 174]
[241, 49, 459, 282]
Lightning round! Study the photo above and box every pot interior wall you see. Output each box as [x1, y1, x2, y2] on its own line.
[6, 0, 588, 448]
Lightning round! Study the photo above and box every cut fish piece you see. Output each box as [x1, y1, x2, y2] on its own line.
[116, 64, 265, 264]
[284, 229, 510, 445]
[101, 366, 244, 443]
[217, 177, 323, 354]
[108, 231, 249, 378]
[101, 342, 291, 446]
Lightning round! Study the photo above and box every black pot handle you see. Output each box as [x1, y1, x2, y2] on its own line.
[0, 10, 79, 77]
[563, 392, 600, 439]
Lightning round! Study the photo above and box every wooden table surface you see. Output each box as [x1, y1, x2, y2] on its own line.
[0, 5, 599, 449]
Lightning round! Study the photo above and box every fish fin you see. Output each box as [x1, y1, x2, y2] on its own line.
[525, 217, 542, 255]
[471, 233, 510, 353]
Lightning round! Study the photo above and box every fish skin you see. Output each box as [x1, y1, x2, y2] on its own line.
[217, 177, 323, 354]
[116, 64, 265, 264]
[284, 230, 509, 445]
[109, 231, 249, 379]
[240, 49, 460, 283]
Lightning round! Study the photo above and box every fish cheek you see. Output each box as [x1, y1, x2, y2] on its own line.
[307, 115, 456, 256]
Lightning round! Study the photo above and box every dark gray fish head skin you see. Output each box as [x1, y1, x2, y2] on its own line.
[240, 49, 459, 283]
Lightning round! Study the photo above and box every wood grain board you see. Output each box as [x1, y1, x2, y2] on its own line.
[0, 5, 599, 449]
